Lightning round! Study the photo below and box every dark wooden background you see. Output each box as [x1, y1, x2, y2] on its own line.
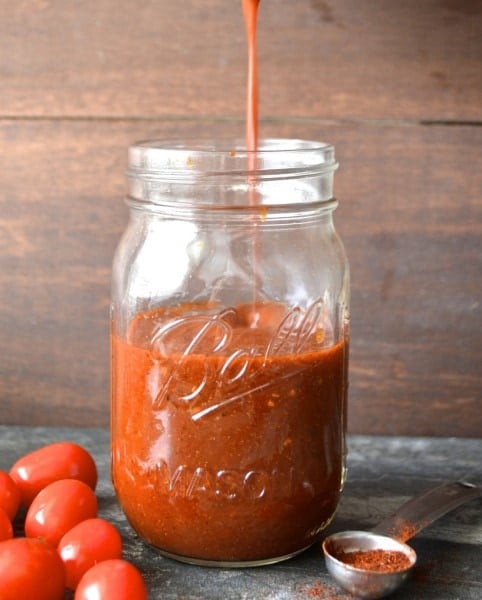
[1, 0, 481, 436]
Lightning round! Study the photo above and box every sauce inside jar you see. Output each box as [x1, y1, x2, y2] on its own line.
[111, 301, 348, 564]
[111, 0, 348, 567]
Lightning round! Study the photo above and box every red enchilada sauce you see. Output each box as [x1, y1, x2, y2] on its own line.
[111, 0, 348, 564]
[112, 302, 347, 562]
[242, 0, 260, 152]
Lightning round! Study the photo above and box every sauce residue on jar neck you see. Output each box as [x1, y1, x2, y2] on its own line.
[333, 549, 412, 573]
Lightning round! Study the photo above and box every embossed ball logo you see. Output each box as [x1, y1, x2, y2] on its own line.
[148, 299, 331, 421]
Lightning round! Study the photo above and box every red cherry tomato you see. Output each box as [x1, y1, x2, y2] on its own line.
[9, 441, 97, 507]
[59, 517, 123, 590]
[0, 470, 21, 521]
[74, 559, 147, 600]
[0, 537, 65, 600]
[25, 478, 98, 546]
[0, 507, 13, 541]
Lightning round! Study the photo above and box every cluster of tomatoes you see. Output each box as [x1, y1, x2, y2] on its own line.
[0, 441, 147, 600]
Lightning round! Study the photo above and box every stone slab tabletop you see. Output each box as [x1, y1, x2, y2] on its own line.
[1, 426, 480, 599]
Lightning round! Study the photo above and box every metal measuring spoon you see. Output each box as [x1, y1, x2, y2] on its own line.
[322, 480, 482, 599]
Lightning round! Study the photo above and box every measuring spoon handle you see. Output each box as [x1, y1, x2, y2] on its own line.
[371, 480, 482, 543]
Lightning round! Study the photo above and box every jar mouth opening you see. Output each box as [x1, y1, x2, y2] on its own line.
[128, 138, 338, 180]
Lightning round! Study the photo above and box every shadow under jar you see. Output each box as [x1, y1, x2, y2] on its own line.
[111, 139, 350, 567]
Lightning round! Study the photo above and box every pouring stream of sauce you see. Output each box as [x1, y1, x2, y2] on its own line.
[242, 0, 261, 311]
[242, 0, 260, 153]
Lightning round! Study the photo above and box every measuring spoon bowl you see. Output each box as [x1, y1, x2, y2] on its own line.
[323, 531, 416, 599]
[322, 481, 481, 599]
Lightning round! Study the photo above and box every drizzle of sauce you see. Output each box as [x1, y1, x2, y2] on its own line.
[242, 0, 260, 153]
[242, 0, 262, 307]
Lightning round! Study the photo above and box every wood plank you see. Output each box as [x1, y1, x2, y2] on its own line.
[1, 0, 481, 120]
[0, 118, 480, 436]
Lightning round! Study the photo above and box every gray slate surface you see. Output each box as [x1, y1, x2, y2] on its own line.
[0, 426, 480, 599]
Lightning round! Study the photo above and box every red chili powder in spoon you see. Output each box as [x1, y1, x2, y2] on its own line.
[334, 549, 412, 573]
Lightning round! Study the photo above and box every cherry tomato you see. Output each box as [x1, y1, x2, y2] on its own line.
[9, 441, 97, 507]
[0, 470, 21, 521]
[0, 537, 65, 600]
[74, 559, 147, 600]
[59, 517, 123, 590]
[25, 478, 98, 546]
[0, 507, 13, 541]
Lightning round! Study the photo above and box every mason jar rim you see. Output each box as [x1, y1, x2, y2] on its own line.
[127, 138, 338, 181]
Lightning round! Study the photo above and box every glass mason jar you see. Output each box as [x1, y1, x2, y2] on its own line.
[111, 139, 349, 567]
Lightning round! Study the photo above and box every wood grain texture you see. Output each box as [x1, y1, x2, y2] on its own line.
[0, 0, 481, 434]
[0, 0, 481, 120]
[0, 119, 480, 435]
